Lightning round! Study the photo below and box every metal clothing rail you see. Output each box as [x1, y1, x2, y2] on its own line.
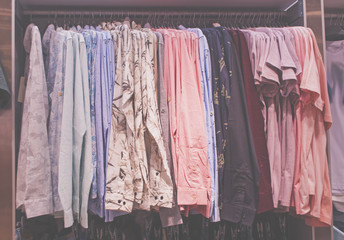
[22, 9, 287, 17]
[22, 8, 289, 28]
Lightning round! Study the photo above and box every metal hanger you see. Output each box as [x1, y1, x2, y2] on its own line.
[153, 11, 157, 28]
[197, 11, 202, 28]
[250, 12, 255, 28]
[264, 12, 268, 27]
[340, 13, 344, 29]
[203, 12, 207, 28]
[224, 12, 228, 28]
[79, 12, 82, 28]
[172, 13, 176, 29]
[68, 11, 71, 29]
[235, 13, 239, 29]
[53, 11, 58, 29]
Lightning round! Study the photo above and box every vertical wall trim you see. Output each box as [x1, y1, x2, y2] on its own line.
[11, 0, 15, 238]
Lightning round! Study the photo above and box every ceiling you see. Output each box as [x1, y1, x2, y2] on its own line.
[19, 0, 297, 10]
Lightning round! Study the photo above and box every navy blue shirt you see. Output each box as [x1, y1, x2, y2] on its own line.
[203, 28, 260, 226]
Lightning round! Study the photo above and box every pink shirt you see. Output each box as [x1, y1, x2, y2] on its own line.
[288, 27, 305, 215]
[157, 29, 211, 218]
[289, 27, 332, 226]
[274, 30, 298, 209]
[305, 28, 332, 226]
[255, 28, 282, 209]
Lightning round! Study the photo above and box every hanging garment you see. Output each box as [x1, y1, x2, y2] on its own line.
[201, 28, 231, 217]
[16, 23, 53, 218]
[89, 29, 107, 217]
[82, 27, 98, 200]
[156, 28, 211, 218]
[57, 30, 93, 228]
[106, 25, 173, 213]
[141, 29, 174, 210]
[326, 39, 344, 212]
[105, 23, 136, 212]
[155, 31, 184, 228]
[42, 24, 66, 214]
[304, 28, 332, 227]
[181, 26, 219, 222]
[229, 29, 273, 214]
[218, 27, 260, 226]
[275, 29, 300, 209]
[288, 27, 332, 227]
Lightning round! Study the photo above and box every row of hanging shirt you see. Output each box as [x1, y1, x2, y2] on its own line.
[16, 18, 332, 230]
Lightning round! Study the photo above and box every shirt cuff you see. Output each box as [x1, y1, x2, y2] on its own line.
[23, 197, 54, 219]
[159, 205, 184, 228]
[64, 208, 74, 228]
[105, 192, 134, 212]
[177, 188, 208, 206]
[220, 201, 256, 226]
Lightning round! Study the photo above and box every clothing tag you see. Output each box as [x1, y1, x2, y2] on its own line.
[213, 23, 221, 27]
[17, 76, 26, 103]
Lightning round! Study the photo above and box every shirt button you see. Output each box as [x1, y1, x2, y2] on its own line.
[118, 200, 121, 203]
[161, 109, 165, 113]
[210, 112, 213, 116]
[192, 194, 197, 199]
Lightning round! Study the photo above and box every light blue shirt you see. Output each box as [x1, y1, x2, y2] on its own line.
[58, 30, 75, 227]
[78, 31, 93, 229]
[58, 30, 92, 229]
[82, 27, 98, 199]
[42, 25, 66, 213]
[88, 29, 125, 221]
[183, 27, 219, 222]
[88, 30, 106, 218]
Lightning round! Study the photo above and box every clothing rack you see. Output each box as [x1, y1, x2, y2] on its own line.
[23, 9, 287, 17]
[22, 8, 289, 29]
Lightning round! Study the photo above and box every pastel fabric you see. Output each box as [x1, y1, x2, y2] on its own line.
[57, 30, 93, 228]
[105, 25, 174, 213]
[16, 24, 54, 218]
[155, 31, 184, 228]
[82, 28, 98, 199]
[326, 40, 344, 212]
[184, 27, 219, 222]
[289, 27, 332, 227]
[156, 29, 211, 218]
[42, 24, 66, 214]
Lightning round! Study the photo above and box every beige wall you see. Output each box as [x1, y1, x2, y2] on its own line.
[0, 0, 14, 238]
